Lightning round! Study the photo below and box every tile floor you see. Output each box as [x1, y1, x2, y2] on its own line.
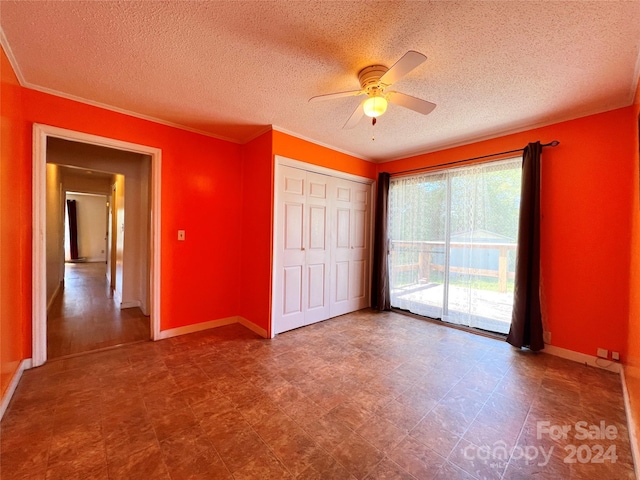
[1, 309, 635, 479]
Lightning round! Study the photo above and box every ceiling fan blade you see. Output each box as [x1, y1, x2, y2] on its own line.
[388, 91, 436, 115]
[343, 101, 365, 129]
[309, 90, 364, 102]
[379, 51, 427, 86]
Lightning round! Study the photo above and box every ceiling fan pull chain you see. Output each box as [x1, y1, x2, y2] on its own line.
[371, 117, 376, 141]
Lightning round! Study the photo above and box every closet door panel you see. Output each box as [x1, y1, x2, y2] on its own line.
[283, 266, 303, 315]
[307, 264, 327, 316]
[304, 172, 331, 324]
[284, 203, 303, 250]
[330, 179, 371, 316]
[335, 261, 350, 303]
[274, 166, 307, 334]
[350, 183, 370, 310]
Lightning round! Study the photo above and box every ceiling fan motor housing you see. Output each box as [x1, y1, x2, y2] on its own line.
[358, 65, 389, 94]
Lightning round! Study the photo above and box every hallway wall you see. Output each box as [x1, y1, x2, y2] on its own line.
[65, 193, 108, 263]
[47, 139, 149, 310]
[45, 164, 64, 307]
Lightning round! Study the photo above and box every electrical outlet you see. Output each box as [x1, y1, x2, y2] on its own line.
[597, 348, 608, 359]
[543, 331, 551, 344]
[612, 351, 620, 361]
[178, 230, 185, 241]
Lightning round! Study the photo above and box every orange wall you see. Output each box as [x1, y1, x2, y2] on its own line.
[1, 47, 30, 396]
[239, 131, 274, 334]
[273, 130, 377, 180]
[380, 108, 636, 359]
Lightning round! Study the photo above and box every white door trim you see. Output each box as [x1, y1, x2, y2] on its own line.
[272, 156, 375, 338]
[32, 124, 162, 367]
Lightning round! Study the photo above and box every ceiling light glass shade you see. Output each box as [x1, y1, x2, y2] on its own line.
[363, 96, 388, 118]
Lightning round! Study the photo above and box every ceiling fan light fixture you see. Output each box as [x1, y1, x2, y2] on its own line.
[363, 96, 388, 118]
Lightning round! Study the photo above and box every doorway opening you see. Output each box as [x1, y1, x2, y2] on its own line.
[63, 191, 108, 263]
[33, 124, 162, 366]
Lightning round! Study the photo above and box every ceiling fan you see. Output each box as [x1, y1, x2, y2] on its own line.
[309, 51, 436, 129]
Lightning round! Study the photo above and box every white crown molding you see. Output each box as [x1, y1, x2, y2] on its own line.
[241, 125, 274, 144]
[630, 45, 640, 105]
[0, 27, 26, 85]
[271, 125, 373, 162]
[27, 83, 243, 144]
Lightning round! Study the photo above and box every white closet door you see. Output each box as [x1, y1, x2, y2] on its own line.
[274, 166, 307, 334]
[349, 181, 370, 312]
[330, 178, 371, 317]
[274, 167, 331, 334]
[304, 172, 331, 324]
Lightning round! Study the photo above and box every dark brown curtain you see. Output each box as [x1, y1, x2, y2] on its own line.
[67, 199, 79, 260]
[507, 142, 544, 351]
[371, 172, 391, 311]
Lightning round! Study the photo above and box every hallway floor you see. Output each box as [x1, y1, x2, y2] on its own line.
[3, 310, 635, 479]
[47, 262, 150, 359]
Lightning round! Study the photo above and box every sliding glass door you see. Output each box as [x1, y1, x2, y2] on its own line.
[388, 158, 521, 334]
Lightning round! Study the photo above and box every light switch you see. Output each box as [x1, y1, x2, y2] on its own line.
[178, 230, 185, 241]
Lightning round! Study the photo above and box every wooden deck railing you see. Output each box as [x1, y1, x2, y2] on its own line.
[391, 240, 517, 293]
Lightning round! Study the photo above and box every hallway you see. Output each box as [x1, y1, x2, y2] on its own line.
[47, 262, 150, 359]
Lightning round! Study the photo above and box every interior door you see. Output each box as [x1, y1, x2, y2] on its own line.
[348, 181, 370, 311]
[274, 167, 331, 334]
[275, 166, 307, 333]
[304, 172, 331, 324]
[330, 178, 371, 316]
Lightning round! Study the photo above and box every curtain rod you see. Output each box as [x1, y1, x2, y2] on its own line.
[389, 140, 560, 176]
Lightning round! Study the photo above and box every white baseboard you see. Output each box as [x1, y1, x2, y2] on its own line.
[157, 316, 240, 340]
[156, 316, 269, 341]
[113, 289, 122, 305]
[120, 300, 141, 309]
[46, 281, 63, 312]
[0, 358, 32, 421]
[620, 367, 640, 480]
[238, 316, 269, 338]
[543, 344, 621, 373]
[85, 257, 106, 263]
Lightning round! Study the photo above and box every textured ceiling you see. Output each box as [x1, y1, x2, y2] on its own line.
[2, 1, 639, 162]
